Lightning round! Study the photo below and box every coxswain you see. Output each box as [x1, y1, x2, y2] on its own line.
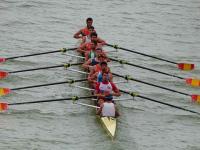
[73, 17, 93, 39]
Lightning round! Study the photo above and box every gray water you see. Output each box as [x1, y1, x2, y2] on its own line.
[1, 0, 200, 149]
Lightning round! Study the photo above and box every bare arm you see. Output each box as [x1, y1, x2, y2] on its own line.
[97, 37, 106, 46]
[73, 29, 83, 39]
[88, 71, 98, 84]
[106, 82, 121, 97]
[82, 59, 91, 70]
[77, 43, 86, 54]
[96, 104, 103, 115]
[84, 51, 89, 61]
[80, 36, 86, 45]
[112, 87, 121, 97]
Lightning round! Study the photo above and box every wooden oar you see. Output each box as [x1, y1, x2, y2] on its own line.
[113, 73, 200, 103]
[0, 62, 82, 79]
[107, 44, 195, 71]
[120, 89, 200, 115]
[0, 48, 76, 63]
[0, 78, 87, 96]
[0, 96, 94, 111]
[110, 57, 200, 87]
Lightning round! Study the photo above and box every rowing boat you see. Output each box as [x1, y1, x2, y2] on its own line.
[74, 45, 118, 139]
[98, 116, 117, 139]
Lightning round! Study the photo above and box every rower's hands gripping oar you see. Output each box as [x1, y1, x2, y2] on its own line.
[0, 48, 76, 63]
[119, 89, 200, 115]
[0, 78, 88, 96]
[0, 62, 82, 79]
[110, 57, 200, 87]
[113, 72, 200, 103]
[0, 96, 95, 111]
[107, 43, 195, 71]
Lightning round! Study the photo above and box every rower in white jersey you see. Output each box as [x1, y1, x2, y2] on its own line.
[95, 72, 121, 117]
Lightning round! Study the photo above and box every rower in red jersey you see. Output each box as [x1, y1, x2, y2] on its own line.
[84, 43, 108, 61]
[89, 61, 113, 82]
[95, 72, 120, 117]
[81, 28, 106, 46]
[73, 17, 93, 39]
[84, 41, 98, 61]
[88, 61, 113, 88]
[82, 53, 107, 71]
[80, 26, 95, 45]
[78, 32, 106, 54]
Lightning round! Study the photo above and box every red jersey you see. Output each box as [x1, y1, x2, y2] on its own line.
[81, 27, 90, 36]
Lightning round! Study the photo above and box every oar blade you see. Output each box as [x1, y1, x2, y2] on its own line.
[0, 58, 6, 63]
[0, 102, 8, 111]
[178, 63, 194, 71]
[0, 71, 9, 79]
[0, 88, 11, 96]
[185, 78, 200, 87]
[191, 95, 200, 103]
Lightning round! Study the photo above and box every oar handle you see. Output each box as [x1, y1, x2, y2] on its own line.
[6, 48, 76, 60]
[107, 44, 177, 64]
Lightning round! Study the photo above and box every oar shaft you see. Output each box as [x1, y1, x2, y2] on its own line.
[9, 64, 63, 73]
[107, 44, 177, 64]
[6, 48, 76, 60]
[120, 89, 200, 115]
[8, 96, 94, 106]
[11, 79, 87, 91]
[137, 95, 200, 115]
[113, 73, 190, 97]
[9, 63, 82, 74]
[110, 57, 184, 80]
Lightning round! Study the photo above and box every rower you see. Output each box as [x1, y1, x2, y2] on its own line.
[84, 43, 107, 61]
[96, 97, 118, 117]
[89, 32, 106, 47]
[88, 61, 113, 87]
[81, 30, 106, 46]
[84, 41, 98, 61]
[82, 53, 107, 71]
[80, 26, 95, 45]
[73, 17, 93, 39]
[95, 72, 120, 117]
[78, 32, 106, 54]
